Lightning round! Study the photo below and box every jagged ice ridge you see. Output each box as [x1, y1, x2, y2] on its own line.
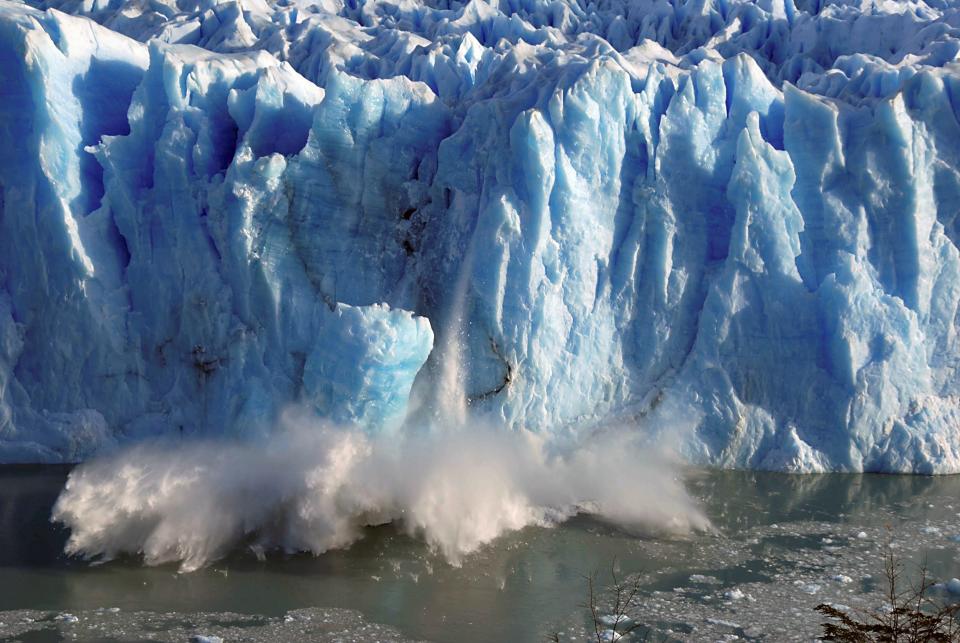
[2, 0, 960, 471]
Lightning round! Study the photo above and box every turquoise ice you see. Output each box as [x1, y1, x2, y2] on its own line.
[2, 0, 960, 471]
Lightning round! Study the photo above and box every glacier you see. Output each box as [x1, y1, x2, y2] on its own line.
[2, 0, 960, 472]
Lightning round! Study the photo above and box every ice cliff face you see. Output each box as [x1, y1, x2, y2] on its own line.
[2, 0, 960, 472]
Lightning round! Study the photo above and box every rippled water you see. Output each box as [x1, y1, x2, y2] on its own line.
[1, 466, 958, 642]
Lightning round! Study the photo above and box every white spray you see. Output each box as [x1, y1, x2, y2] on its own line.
[52, 411, 709, 572]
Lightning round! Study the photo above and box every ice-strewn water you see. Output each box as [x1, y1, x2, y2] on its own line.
[2, 466, 958, 642]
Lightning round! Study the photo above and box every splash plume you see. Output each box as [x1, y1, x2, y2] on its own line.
[52, 411, 708, 572]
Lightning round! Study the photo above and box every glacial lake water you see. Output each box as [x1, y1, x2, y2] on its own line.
[1, 466, 958, 642]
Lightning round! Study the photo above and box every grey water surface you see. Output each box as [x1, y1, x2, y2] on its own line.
[1, 466, 958, 642]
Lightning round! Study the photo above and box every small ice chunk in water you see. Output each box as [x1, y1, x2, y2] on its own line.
[724, 588, 746, 601]
[599, 615, 631, 627]
[793, 581, 821, 594]
[855, 531, 868, 539]
[706, 617, 741, 628]
[832, 574, 853, 584]
[690, 574, 721, 584]
[947, 578, 960, 595]
[190, 636, 224, 643]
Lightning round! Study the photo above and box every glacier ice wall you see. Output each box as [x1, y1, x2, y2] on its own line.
[2, 0, 960, 471]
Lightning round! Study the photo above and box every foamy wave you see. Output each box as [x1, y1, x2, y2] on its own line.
[52, 412, 709, 571]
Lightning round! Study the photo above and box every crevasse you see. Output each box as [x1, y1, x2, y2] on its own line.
[2, 0, 960, 472]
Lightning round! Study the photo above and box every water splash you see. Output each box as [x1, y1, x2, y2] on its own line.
[52, 410, 709, 572]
